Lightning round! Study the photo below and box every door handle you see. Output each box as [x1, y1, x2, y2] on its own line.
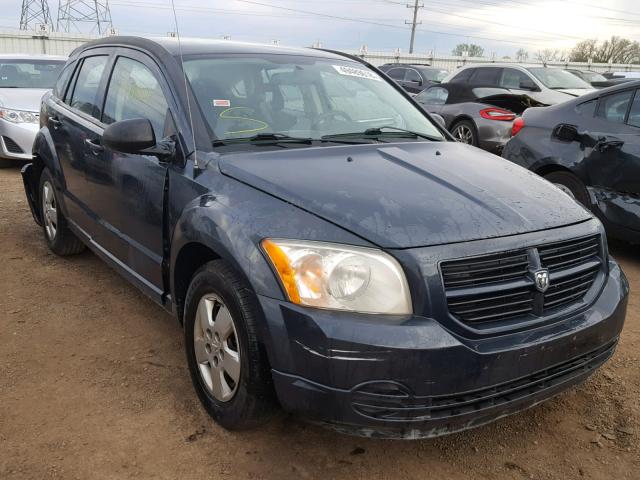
[84, 138, 104, 154]
[49, 117, 62, 129]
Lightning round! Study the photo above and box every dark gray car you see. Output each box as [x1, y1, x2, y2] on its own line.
[379, 63, 449, 94]
[415, 83, 546, 153]
[502, 81, 640, 243]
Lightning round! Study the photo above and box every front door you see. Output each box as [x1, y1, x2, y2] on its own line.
[95, 49, 173, 291]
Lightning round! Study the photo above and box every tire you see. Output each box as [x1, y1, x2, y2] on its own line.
[39, 168, 86, 256]
[544, 171, 591, 207]
[450, 119, 479, 147]
[184, 259, 276, 430]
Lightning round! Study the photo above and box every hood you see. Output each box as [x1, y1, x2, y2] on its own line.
[219, 142, 592, 249]
[0, 88, 48, 111]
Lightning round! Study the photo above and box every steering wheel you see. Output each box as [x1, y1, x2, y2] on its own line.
[311, 110, 353, 131]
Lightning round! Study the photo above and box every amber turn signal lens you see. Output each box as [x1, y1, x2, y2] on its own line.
[261, 239, 301, 304]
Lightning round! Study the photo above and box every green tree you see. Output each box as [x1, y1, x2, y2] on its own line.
[452, 43, 484, 57]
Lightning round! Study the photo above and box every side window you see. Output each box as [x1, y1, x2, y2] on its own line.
[500, 68, 530, 89]
[576, 99, 597, 117]
[416, 87, 448, 105]
[449, 68, 474, 84]
[53, 61, 75, 99]
[405, 69, 422, 83]
[627, 90, 640, 128]
[596, 90, 634, 124]
[69, 56, 108, 119]
[102, 57, 169, 139]
[469, 68, 500, 87]
[387, 68, 405, 80]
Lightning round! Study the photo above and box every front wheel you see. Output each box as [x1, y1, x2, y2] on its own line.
[184, 260, 276, 430]
[544, 171, 591, 207]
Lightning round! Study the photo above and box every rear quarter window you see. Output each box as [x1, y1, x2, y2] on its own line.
[576, 99, 597, 117]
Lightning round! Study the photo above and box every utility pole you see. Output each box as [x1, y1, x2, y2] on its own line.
[405, 0, 424, 54]
[20, 0, 54, 31]
[57, 0, 113, 35]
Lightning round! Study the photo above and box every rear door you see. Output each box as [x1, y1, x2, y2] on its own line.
[583, 88, 640, 195]
[96, 48, 174, 291]
[49, 52, 111, 235]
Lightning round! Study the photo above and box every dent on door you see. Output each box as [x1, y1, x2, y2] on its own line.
[578, 130, 640, 231]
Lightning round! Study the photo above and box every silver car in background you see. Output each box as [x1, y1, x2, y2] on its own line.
[0, 54, 66, 164]
[415, 83, 546, 154]
[442, 64, 595, 105]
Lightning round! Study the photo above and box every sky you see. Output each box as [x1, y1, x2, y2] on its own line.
[3, 0, 640, 58]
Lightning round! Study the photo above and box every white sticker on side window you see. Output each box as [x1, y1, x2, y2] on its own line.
[332, 65, 382, 82]
[213, 99, 231, 107]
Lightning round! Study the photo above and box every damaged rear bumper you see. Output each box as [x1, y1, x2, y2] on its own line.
[259, 260, 628, 438]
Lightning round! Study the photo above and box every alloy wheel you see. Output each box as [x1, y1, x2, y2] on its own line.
[452, 124, 474, 144]
[42, 181, 58, 240]
[193, 294, 241, 402]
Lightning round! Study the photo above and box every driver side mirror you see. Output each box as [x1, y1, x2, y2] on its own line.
[102, 118, 157, 154]
[431, 113, 446, 128]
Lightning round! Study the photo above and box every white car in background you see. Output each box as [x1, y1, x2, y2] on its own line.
[0, 54, 66, 165]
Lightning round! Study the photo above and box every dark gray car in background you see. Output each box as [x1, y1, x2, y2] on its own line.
[502, 81, 640, 244]
[379, 63, 449, 94]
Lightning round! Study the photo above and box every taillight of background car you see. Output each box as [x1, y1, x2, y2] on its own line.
[511, 117, 525, 136]
[479, 107, 516, 121]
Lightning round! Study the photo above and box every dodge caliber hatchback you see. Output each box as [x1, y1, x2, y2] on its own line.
[22, 37, 628, 438]
[0, 55, 66, 164]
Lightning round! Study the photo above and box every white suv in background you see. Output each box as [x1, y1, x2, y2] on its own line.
[443, 64, 595, 105]
[0, 54, 66, 165]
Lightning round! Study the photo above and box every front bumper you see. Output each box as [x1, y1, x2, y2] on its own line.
[0, 118, 38, 161]
[259, 259, 628, 438]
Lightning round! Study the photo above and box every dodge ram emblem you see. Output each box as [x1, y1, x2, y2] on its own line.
[534, 269, 550, 293]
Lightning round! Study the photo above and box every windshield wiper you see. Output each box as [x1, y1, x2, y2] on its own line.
[322, 126, 441, 142]
[213, 132, 374, 147]
[213, 133, 314, 146]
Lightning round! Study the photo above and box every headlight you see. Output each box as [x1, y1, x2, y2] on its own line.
[0, 107, 38, 124]
[262, 239, 412, 314]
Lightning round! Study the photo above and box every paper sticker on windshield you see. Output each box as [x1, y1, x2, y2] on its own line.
[213, 99, 231, 107]
[333, 65, 382, 82]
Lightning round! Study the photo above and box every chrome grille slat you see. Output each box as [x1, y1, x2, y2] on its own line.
[442, 235, 602, 326]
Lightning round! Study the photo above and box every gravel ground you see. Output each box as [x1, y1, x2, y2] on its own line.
[0, 167, 638, 480]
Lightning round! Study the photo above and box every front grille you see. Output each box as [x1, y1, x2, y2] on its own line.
[2, 136, 24, 154]
[441, 235, 602, 326]
[351, 340, 615, 421]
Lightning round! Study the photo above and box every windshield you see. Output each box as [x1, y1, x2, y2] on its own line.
[0, 59, 65, 88]
[527, 67, 592, 90]
[581, 71, 607, 82]
[183, 54, 444, 143]
[422, 69, 449, 82]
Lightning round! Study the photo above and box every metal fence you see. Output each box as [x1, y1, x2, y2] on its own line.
[0, 28, 94, 56]
[1, 27, 640, 74]
[343, 50, 640, 74]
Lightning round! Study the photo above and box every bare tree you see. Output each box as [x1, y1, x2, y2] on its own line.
[515, 49, 529, 62]
[535, 49, 566, 63]
[569, 36, 640, 64]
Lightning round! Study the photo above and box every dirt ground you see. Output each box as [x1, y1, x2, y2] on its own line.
[0, 167, 638, 480]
